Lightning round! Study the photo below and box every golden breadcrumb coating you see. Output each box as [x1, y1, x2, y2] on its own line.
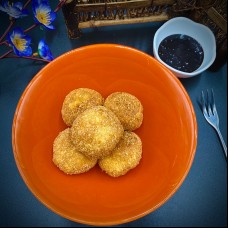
[99, 131, 142, 177]
[53, 128, 97, 174]
[61, 88, 104, 126]
[71, 106, 124, 159]
[104, 92, 143, 131]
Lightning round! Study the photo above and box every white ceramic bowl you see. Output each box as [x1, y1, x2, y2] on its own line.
[153, 17, 216, 78]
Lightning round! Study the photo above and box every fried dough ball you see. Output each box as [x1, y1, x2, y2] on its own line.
[99, 131, 142, 177]
[61, 88, 104, 126]
[71, 106, 124, 159]
[53, 128, 97, 175]
[104, 92, 143, 131]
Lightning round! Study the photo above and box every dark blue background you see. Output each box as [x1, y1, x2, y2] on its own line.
[0, 2, 227, 227]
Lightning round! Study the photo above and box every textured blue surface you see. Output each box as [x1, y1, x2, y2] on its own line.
[0, 5, 227, 227]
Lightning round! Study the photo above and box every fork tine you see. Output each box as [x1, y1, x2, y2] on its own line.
[211, 89, 217, 115]
[201, 91, 208, 115]
[207, 89, 213, 116]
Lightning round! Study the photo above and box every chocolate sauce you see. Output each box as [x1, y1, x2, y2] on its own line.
[158, 34, 204, 73]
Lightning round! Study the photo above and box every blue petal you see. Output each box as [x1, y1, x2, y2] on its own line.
[38, 39, 45, 49]
[32, 0, 49, 14]
[20, 46, 33, 56]
[32, 2, 40, 13]
[8, 8, 22, 18]
[44, 24, 55, 30]
[0, 2, 8, 10]
[12, 45, 22, 56]
[3, 1, 9, 8]
[0, 2, 9, 13]
[32, 1, 37, 14]
[49, 11, 56, 21]
[38, 3, 52, 13]
[21, 9, 29, 16]
[40, 46, 53, 60]
[24, 34, 32, 44]
[8, 7, 25, 18]
[33, 16, 39, 24]
[14, 2, 23, 10]
[0, 4, 6, 11]
[7, 33, 14, 46]
[12, 27, 24, 38]
[12, 45, 32, 57]
[45, 54, 53, 61]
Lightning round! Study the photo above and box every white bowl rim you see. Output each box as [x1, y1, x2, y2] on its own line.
[153, 17, 217, 77]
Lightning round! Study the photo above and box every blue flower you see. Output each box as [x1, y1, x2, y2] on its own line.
[32, 0, 56, 30]
[38, 39, 53, 61]
[0, 1, 29, 18]
[7, 28, 32, 56]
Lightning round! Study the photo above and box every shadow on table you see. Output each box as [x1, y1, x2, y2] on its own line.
[65, 216, 157, 227]
[180, 74, 202, 91]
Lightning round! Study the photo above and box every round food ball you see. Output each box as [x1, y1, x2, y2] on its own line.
[99, 131, 142, 177]
[71, 106, 124, 159]
[61, 88, 104, 126]
[53, 128, 97, 175]
[104, 92, 143, 131]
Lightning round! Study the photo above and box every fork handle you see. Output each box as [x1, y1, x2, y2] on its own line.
[216, 128, 227, 160]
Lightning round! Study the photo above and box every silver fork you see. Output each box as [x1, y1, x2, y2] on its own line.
[201, 89, 227, 160]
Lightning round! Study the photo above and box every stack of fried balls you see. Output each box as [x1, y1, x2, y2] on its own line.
[53, 88, 143, 177]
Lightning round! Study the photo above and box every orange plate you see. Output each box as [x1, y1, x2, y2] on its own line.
[12, 44, 197, 226]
